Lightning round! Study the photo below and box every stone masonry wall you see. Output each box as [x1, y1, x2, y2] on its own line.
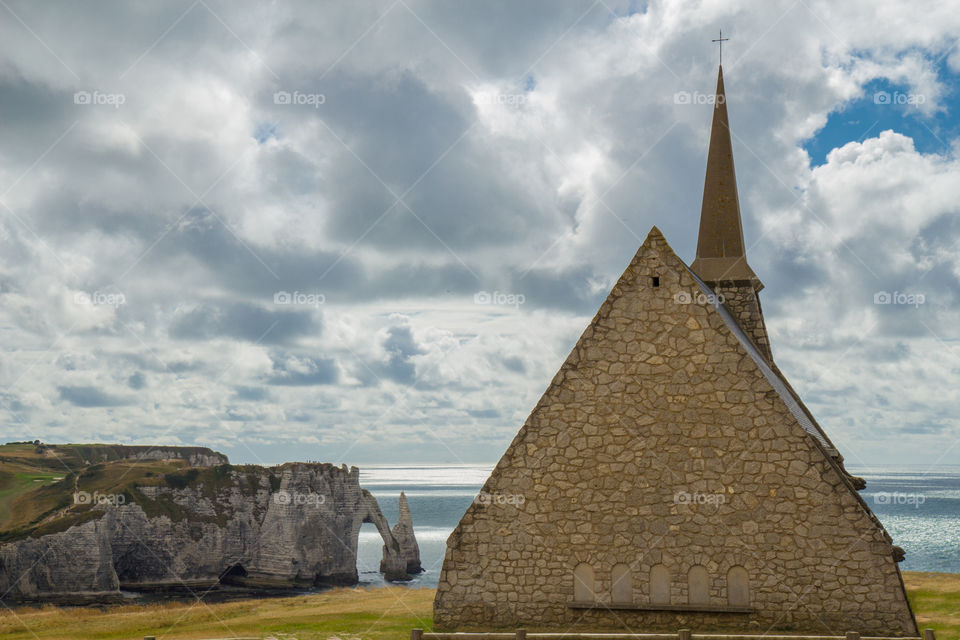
[434, 227, 917, 636]
[710, 282, 772, 362]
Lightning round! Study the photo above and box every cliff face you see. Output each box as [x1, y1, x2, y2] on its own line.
[0, 516, 118, 602]
[122, 446, 227, 467]
[0, 462, 414, 601]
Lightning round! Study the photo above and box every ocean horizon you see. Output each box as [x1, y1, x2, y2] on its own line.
[356, 463, 960, 589]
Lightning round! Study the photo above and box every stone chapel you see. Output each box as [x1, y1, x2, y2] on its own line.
[433, 65, 919, 636]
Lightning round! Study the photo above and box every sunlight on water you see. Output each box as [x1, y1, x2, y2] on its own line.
[359, 464, 494, 486]
[852, 466, 960, 574]
[358, 464, 960, 588]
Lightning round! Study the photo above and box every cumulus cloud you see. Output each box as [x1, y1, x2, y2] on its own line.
[267, 354, 339, 386]
[0, 0, 957, 464]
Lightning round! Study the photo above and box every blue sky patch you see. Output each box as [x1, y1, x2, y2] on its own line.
[254, 122, 278, 143]
[804, 65, 959, 166]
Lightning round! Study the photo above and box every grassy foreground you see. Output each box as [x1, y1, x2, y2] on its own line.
[908, 572, 960, 638]
[0, 572, 957, 640]
[0, 587, 435, 640]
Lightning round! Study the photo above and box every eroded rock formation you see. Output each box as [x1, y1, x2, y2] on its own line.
[381, 491, 422, 575]
[0, 462, 416, 601]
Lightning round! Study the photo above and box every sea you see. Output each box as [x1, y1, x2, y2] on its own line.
[356, 464, 960, 589]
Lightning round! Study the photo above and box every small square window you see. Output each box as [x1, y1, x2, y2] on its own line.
[652, 276, 660, 287]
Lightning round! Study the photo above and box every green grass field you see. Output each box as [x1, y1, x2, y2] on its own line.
[0, 587, 435, 640]
[908, 572, 960, 638]
[0, 572, 956, 640]
[0, 443, 214, 540]
[0, 468, 63, 527]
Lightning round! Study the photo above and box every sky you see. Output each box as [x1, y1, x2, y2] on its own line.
[0, 0, 958, 469]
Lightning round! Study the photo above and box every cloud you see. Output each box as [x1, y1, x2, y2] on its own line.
[267, 355, 339, 386]
[127, 371, 147, 389]
[380, 324, 425, 384]
[168, 302, 321, 345]
[466, 408, 500, 419]
[58, 386, 131, 408]
[499, 355, 526, 374]
[232, 385, 271, 401]
[0, 1, 957, 464]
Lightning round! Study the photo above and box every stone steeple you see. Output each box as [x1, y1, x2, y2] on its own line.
[690, 65, 772, 361]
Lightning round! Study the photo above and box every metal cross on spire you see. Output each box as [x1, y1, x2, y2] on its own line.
[712, 29, 729, 66]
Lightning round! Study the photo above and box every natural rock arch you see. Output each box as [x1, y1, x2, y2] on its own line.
[250, 465, 412, 586]
[352, 489, 407, 581]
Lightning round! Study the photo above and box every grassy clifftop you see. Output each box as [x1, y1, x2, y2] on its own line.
[0, 442, 230, 542]
[0, 442, 225, 470]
